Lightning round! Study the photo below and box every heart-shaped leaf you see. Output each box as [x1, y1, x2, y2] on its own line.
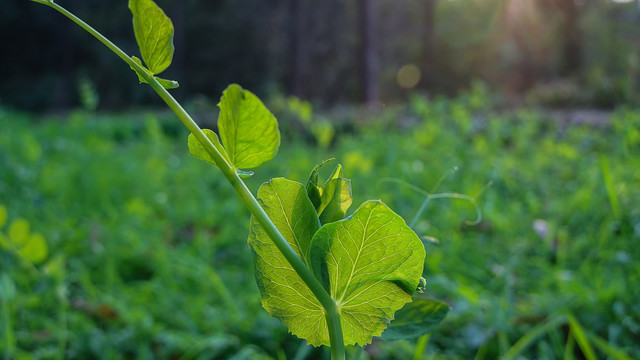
[218, 84, 280, 169]
[311, 200, 426, 346]
[381, 298, 450, 341]
[129, 0, 174, 75]
[248, 178, 327, 345]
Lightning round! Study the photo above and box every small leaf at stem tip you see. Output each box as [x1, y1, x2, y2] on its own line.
[317, 177, 351, 224]
[188, 129, 230, 169]
[306, 158, 336, 209]
[306, 161, 352, 224]
[380, 298, 450, 341]
[129, 0, 175, 75]
[217, 84, 280, 169]
[155, 77, 179, 89]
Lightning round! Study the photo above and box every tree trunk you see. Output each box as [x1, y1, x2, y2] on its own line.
[358, 0, 379, 104]
[288, 0, 304, 97]
[422, 0, 437, 90]
[171, 0, 186, 97]
[556, 0, 581, 75]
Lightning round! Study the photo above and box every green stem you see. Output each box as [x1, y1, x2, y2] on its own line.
[2, 300, 13, 359]
[39, 2, 345, 359]
[350, 346, 363, 360]
[412, 334, 430, 360]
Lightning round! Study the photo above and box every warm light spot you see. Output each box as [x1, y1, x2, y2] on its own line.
[396, 64, 421, 89]
[611, 0, 633, 3]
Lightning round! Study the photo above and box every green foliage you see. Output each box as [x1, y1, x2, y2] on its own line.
[217, 84, 280, 169]
[130, 57, 179, 89]
[306, 162, 352, 224]
[188, 84, 280, 173]
[77, 73, 99, 112]
[35, 1, 428, 353]
[188, 128, 230, 168]
[2, 91, 640, 358]
[310, 200, 425, 346]
[249, 177, 426, 347]
[128, 0, 179, 89]
[381, 298, 450, 341]
[249, 178, 325, 345]
[129, 0, 174, 75]
[16, 0, 640, 358]
[0, 205, 7, 228]
[0, 207, 48, 265]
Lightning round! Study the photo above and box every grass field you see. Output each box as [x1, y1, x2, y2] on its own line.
[1, 93, 639, 359]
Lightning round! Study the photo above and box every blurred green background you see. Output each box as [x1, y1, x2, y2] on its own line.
[1, 0, 640, 359]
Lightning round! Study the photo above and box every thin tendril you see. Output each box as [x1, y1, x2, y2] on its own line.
[379, 173, 486, 227]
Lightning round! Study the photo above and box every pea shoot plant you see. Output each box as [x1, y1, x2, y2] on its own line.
[30, 0, 451, 358]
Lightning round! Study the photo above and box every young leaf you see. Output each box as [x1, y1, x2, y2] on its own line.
[155, 77, 179, 89]
[188, 129, 230, 169]
[318, 177, 352, 224]
[306, 159, 335, 209]
[218, 84, 280, 169]
[248, 178, 328, 345]
[310, 200, 426, 346]
[306, 163, 352, 224]
[380, 298, 450, 341]
[129, 0, 174, 75]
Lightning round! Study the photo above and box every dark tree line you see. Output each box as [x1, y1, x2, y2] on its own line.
[1, 0, 639, 111]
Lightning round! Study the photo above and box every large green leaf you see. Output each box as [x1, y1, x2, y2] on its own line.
[306, 162, 352, 224]
[188, 129, 230, 169]
[218, 84, 280, 169]
[248, 178, 327, 345]
[129, 0, 174, 75]
[381, 298, 450, 341]
[311, 201, 425, 346]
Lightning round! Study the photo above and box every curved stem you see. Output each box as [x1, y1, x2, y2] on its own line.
[350, 346, 364, 360]
[38, 2, 345, 359]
